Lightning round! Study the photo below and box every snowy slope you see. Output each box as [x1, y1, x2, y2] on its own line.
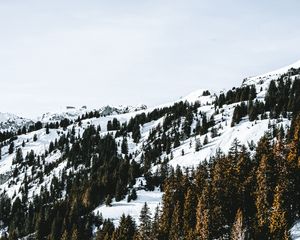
[38, 107, 89, 123]
[0, 60, 299, 229]
[291, 221, 300, 240]
[0, 112, 33, 132]
[242, 59, 300, 88]
[38, 104, 147, 123]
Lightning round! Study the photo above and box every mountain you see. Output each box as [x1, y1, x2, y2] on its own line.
[0, 61, 300, 239]
[38, 105, 147, 123]
[243, 60, 300, 86]
[0, 113, 33, 132]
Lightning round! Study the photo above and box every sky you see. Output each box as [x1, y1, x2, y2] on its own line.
[1, 0, 300, 118]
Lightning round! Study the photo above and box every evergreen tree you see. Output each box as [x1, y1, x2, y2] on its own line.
[196, 193, 210, 240]
[203, 135, 208, 145]
[132, 123, 141, 143]
[137, 202, 152, 240]
[183, 188, 197, 236]
[231, 208, 246, 240]
[8, 142, 14, 154]
[60, 230, 68, 240]
[71, 226, 79, 240]
[121, 137, 129, 155]
[150, 206, 160, 240]
[195, 138, 201, 152]
[113, 214, 136, 240]
[35, 209, 46, 240]
[255, 154, 274, 237]
[13, 148, 23, 165]
[46, 124, 50, 134]
[169, 201, 182, 240]
[105, 195, 112, 207]
[269, 184, 289, 239]
[33, 134, 38, 142]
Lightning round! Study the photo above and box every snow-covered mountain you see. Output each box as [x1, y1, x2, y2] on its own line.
[242, 60, 300, 87]
[0, 60, 299, 239]
[0, 113, 33, 132]
[38, 104, 147, 123]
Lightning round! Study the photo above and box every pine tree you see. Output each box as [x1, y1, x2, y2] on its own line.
[131, 189, 137, 201]
[183, 188, 197, 236]
[255, 154, 274, 237]
[137, 202, 152, 240]
[231, 208, 246, 240]
[13, 148, 23, 165]
[8, 142, 14, 154]
[60, 230, 68, 240]
[105, 194, 112, 207]
[35, 209, 46, 240]
[71, 226, 79, 240]
[173, 132, 180, 148]
[46, 124, 50, 134]
[113, 214, 136, 240]
[196, 193, 210, 240]
[50, 217, 61, 240]
[121, 137, 129, 155]
[96, 219, 115, 240]
[203, 135, 208, 145]
[169, 201, 182, 240]
[269, 184, 289, 239]
[150, 206, 160, 240]
[132, 123, 141, 143]
[195, 138, 201, 152]
[33, 134, 38, 142]
[159, 178, 175, 238]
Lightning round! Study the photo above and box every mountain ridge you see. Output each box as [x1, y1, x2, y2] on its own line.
[0, 60, 300, 239]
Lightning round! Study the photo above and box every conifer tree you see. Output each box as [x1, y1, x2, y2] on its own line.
[137, 202, 152, 240]
[196, 193, 210, 240]
[203, 135, 208, 145]
[169, 201, 182, 240]
[113, 214, 136, 240]
[255, 154, 274, 237]
[269, 184, 289, 239]
[183, 188, 197, 236]
[231, 208, 246, 240]
[33, 134, 38, 142]
[150, 206, 160, 240]
[71, 226, 79, 240]
[46, 124, 50, 134]
[8, 142, 14, 154]
[132, 123, 141, 143]
[195, 138, 201, 152]
[13, 148, 23, 165]
[60, 230, 68, 240]
[121, 137, 129, 155]
[35, 209, 46, 240]
[105, 194, 112, 207]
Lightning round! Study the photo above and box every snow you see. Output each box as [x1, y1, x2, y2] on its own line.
[0, 129, 61, 175]
[93, 188, 163, 226]
[38, 104, 147, 123]
[242, 60, 300, 89]
[0, 112, 33, 132]
[291, 221, 300, 240]
[38, 107, 89, 123]
[0, 60, 299, 229]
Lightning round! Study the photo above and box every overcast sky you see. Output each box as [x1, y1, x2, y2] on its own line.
[1, 0, 300, 118]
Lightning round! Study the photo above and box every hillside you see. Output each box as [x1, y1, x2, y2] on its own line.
[0, 113, 33, 133]
[0, 61, 300, 239]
